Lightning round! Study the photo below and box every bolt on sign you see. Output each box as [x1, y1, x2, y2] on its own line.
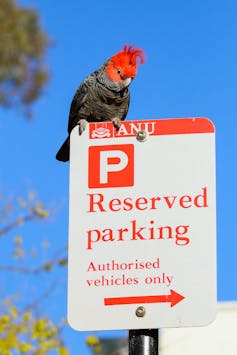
[67, 118, 216, 331]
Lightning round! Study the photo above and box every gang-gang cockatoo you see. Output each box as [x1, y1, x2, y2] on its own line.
[56, 45, 145, 162]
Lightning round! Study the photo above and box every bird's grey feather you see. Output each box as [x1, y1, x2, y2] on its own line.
[56, 63, 131, 162]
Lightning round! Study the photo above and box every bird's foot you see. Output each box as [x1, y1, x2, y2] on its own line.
[112, 117, 121, 130]
[77, 119, 88, 135]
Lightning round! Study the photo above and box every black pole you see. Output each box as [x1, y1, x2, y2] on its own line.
[129, 329, 159, 355]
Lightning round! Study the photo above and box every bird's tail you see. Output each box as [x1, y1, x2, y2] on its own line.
[56, 137, 70, 162]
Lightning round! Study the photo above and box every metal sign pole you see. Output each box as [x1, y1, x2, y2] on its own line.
[129, 329, 159, 355]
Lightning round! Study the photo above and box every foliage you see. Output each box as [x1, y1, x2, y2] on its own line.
[86, 336, 102, 354]
[0, 2, 71, 353]
[0, 190, 49, 238]
[0, 300, 68, 355]
[0, 191, 69, 354]
[0, 0, 50, 117]
[0, 191, 68, 273]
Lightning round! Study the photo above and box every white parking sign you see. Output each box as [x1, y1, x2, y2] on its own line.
[68, 118, 216, 331]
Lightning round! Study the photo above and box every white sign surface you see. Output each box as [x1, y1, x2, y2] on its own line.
[68, 118, 216, 331]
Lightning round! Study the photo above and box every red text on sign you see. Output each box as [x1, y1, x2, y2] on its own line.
[87, 187, 208, 213]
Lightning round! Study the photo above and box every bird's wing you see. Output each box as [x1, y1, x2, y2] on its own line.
[67, 72, 96, 133]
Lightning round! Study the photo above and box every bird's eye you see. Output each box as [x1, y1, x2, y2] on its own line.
[117, 69, 121, 75]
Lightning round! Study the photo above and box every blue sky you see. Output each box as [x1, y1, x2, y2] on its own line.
[1, 0, 237, 353]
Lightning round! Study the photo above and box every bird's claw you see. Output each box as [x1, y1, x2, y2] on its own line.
[78, 119, 88, 135]
[112, 117, 121, 130]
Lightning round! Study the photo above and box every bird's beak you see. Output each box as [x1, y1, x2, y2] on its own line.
[122, 77, 132, 87]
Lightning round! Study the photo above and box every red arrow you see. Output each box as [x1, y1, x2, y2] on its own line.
[104, 289, 185, 308]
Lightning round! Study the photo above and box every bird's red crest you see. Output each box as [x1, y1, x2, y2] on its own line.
[122, 45, 146, 65]
[106, 45, 145, 82]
